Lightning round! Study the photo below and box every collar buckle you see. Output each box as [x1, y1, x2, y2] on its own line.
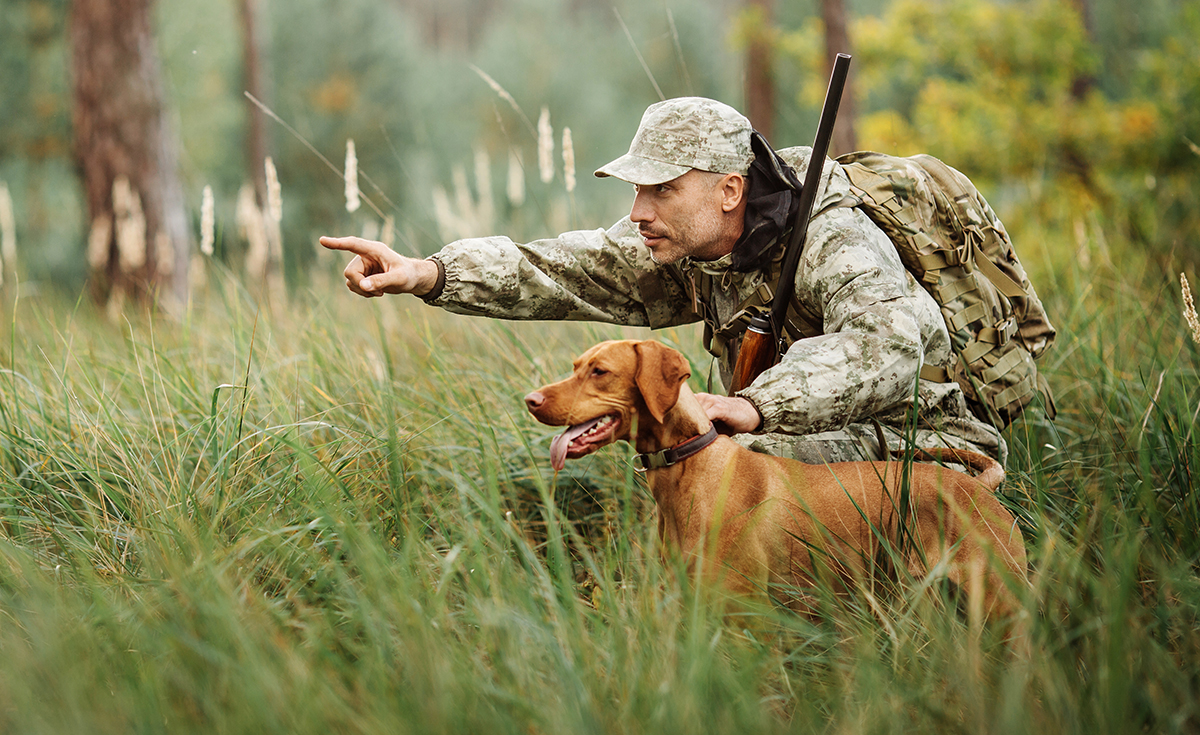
[632, 425, 719, 473]
[632, 450, 670, 473]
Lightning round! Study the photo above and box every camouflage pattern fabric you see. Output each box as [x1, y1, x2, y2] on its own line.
[736, 421, 1003, 465]
[594, 97, 756, 185]
[426, 146, 1007, 464]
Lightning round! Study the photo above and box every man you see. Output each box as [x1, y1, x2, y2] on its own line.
[320, 97, 1006, 464]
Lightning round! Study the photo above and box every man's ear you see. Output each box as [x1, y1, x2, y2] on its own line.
[633, 341, 691, 424]
[720, 173, 747, 213]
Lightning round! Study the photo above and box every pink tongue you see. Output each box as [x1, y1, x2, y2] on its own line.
[549, 417, 603, 471]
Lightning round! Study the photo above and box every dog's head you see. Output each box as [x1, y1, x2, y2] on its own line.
[524, 340, 691, 470]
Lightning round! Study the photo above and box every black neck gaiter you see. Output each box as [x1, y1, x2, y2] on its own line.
[730, 131, 805, 273]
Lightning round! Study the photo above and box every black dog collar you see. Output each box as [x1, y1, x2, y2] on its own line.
[633, 425, 720, 472]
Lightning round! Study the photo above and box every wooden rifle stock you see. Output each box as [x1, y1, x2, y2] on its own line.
[728, 313, 775, 394]
[728, 53, 851, 396]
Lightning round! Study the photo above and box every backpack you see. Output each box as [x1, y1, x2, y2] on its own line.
[702, 151, 1056, 429]
[837, 151, 1056, 428]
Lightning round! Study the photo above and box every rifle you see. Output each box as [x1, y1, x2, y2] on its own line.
[728, 53, 852, 395]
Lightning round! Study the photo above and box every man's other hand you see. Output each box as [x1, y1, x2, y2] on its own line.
[319, 236, 439, 298]
[693, 393, 762, 435]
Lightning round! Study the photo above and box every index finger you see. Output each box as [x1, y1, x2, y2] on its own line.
[319, 235, 386, 257]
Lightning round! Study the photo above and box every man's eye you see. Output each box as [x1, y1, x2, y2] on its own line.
[635, 184, 669, 195]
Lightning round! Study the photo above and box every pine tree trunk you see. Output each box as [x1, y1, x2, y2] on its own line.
[1069, 0, 1097, 99]
[69, 0, 189, 309]
[239, 0, 270, 207]
[744, 0, 776, 141]
[821, 0, 857, 155]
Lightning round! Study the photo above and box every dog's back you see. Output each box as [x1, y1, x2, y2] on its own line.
[712, 443, 1027, 617]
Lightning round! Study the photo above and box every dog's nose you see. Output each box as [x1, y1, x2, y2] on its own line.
[524, 391, 545, 412]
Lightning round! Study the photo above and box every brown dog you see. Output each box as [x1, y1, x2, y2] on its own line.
[524, 340, 1028, 619]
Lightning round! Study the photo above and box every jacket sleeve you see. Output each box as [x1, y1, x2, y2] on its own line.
[736, 204, 939, 434]
[424, 217, 699, 329]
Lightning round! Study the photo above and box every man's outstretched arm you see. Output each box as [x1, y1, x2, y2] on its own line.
[320, 220, 700, 330]
[319, 236, 440, 298]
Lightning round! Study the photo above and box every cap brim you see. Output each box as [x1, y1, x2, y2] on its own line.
[593, 153, 690, 185]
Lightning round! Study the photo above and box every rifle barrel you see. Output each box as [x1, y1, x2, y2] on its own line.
[766, 53, 852, 350]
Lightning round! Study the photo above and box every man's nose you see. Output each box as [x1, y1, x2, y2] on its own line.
[630, 189, 654, 224]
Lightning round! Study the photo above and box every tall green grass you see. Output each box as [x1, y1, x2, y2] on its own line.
[0, 249, 1197, 733]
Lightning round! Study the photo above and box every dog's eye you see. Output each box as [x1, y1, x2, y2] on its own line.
[590, 367, 608, 378]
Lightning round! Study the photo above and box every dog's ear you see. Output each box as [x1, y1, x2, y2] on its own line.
[633, 341, 691, 424]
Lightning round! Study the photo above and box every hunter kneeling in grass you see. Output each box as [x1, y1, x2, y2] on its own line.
[321, 96, 1050, 468]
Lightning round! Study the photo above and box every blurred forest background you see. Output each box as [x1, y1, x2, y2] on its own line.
[0, 0, 1197, 306]
[4, 3, 1200, 730]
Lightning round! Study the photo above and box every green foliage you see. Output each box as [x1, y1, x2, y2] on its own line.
[779, 0, 1200, 275]
[161, 0, 741, 284]
[2, 0, 743, 287]
[1, 1, 1199, 729]
[2, 235, 1200, 730]
[0, 0, 72, 163]
[0, 0, 83, 284]
[3, 0, 1197, 290]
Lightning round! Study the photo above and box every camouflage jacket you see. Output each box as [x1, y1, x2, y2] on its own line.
[426, 147, 996, 445]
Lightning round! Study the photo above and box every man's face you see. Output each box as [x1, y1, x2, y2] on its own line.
[630, 169, 738, 265]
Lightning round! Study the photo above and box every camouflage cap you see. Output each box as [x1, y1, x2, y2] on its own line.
[595, 97, 754, 185]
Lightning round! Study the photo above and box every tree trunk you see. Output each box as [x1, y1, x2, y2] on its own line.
[69, 0, 189, 309]
[238, 0, 270, 208]
[393, 0, 495, 50]
[1063, 0, 1097, 187]
[744, 0, 775, 140]
[1069, 0, 1097, 100]
[821, 0, 857, 155]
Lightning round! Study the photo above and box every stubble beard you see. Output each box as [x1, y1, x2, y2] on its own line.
[646, 213, 730, 267]
[646, 244, 674, 266]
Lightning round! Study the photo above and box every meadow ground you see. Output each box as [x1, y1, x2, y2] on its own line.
[0, 251, 1197, 734]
